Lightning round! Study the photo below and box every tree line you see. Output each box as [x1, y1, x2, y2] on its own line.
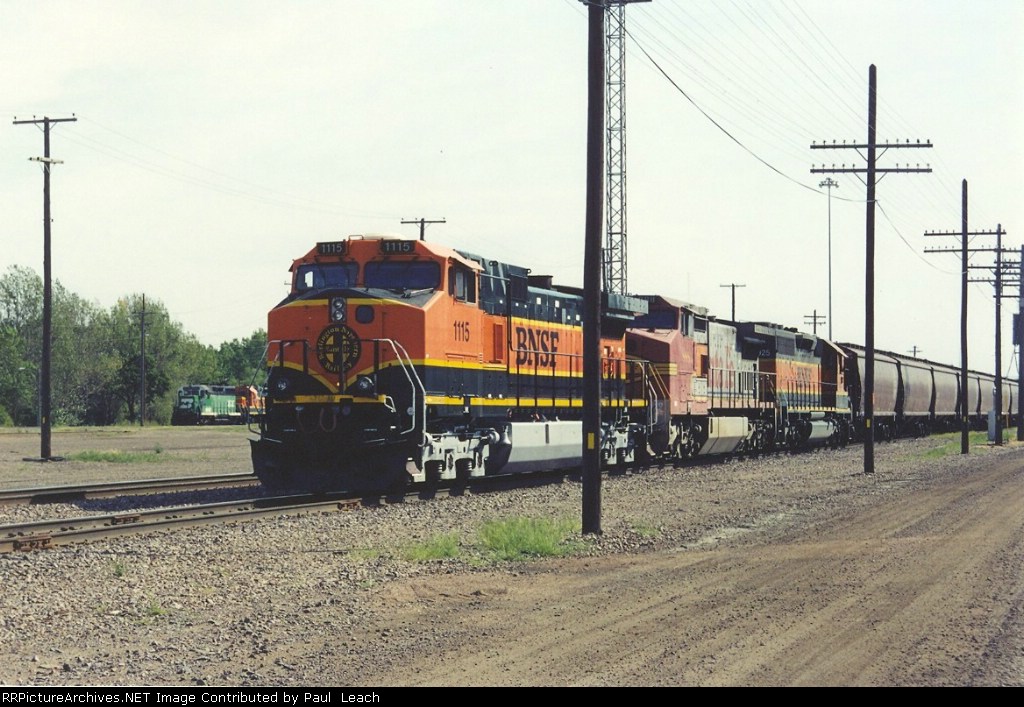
[0, 265, 266, 426]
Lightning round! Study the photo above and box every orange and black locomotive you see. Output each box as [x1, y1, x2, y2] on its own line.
[250, 236, 650, 493]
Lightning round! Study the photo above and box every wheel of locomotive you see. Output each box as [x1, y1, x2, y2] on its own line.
[455, 458, 474, 482]
[424, 460, 444, 486]
[786, 426, 800, 451]
[670, 436, 685, 466]
[751, 426, 766, 454]
[688, 438, 702, 458]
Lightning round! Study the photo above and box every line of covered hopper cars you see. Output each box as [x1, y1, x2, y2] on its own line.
[248, 236, 1016, 494]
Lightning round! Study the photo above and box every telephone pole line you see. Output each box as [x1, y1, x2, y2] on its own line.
[1018, 245, 1023, 442]
[139, 295, 147, 427]
[925, 185, 1006, 450]
[804, 310, 826, 336]
[13, 114, 77, 463]
[401, 217, 446, 241]
[961, 226, 1013, 445]
[811, 65, 932, 475]
[720, 283, 745, 321]
[582, 0, 606, 535]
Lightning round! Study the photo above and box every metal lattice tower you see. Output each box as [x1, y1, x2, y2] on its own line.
[604, 3, 628, 296]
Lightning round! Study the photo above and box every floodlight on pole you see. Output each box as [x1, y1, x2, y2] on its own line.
[819, 178, 839, 340]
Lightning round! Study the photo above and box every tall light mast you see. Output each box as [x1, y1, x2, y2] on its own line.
[604, 0, 650, 296]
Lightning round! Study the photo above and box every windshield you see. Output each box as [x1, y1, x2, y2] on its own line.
[295, 263, 359, 291]
[365, 261, 440, 290]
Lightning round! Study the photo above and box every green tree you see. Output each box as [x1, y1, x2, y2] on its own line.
[216, 330, 267, 385]
[51, 285, 104, 425]
[0, 265, 264, 427]
[0, 324, 36, 426]
[104, 295, 190, 424]
[0, 266, 104, 426]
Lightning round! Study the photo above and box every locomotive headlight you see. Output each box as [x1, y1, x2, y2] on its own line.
[352, 375, 375, 395]
[330, 297, 347, 322]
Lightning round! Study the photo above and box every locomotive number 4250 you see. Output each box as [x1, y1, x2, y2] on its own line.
[453, 320, 471, 342]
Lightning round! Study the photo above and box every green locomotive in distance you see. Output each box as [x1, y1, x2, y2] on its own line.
[171, 384, 262, 425]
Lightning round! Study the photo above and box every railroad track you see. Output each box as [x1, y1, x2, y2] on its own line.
[0, 464, 585, 553]
[0, 493, 364, 553]
[0, 445, 870, 554]
[0, 472, 259, 506]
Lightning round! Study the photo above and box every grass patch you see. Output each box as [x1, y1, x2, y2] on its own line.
[921, 429, 1012, 458]
[349, 547, 383, 562]
[478, 516, 582, 561]
[110, 560, 128, 578]
[67, 449, 165, 463]
[631, 522, 662, 539]
[141, 600, 167, 618]
[399, 533, 460, 562]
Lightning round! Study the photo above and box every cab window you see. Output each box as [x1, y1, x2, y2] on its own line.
[295, 263, 359, 291]
[449, 266, 477, 303]
[364, 261, 440, 290]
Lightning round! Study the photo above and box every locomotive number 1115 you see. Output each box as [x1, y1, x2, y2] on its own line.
[453, 320, 471, 342]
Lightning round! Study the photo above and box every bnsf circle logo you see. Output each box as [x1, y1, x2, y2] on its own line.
[316, 324, 361, 374]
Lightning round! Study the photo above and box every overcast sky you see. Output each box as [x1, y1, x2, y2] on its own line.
[2, 0, 1022, 378]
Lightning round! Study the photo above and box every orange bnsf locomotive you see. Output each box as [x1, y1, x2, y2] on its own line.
[250, 236, 652, 493]
[626, 296, 852, 462]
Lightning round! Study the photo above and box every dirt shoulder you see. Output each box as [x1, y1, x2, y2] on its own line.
[352, 447, 1024, 686]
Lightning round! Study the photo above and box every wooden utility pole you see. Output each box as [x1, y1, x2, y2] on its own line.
[13, 115, 77, 463]
[720, 283, 746, 321]
[804, 310, 826, 336]
[401, 217, 446, 241]
[1019, 245, 1023, 442]
[139, 295, 147, 427]
[961, 226, 1014, 446]
[582, 0, 605, 535]
[811, 65, 932, 475]
[925, 191, 1006, 450]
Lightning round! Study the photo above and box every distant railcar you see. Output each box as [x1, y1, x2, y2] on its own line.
[171, 384, 243, 425]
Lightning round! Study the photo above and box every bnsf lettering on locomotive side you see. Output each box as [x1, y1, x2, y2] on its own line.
[514, 327, 560, 367]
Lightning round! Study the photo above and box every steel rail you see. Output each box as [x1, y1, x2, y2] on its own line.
[0, 493, 362, 553]
[0, 473, 258, 506]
